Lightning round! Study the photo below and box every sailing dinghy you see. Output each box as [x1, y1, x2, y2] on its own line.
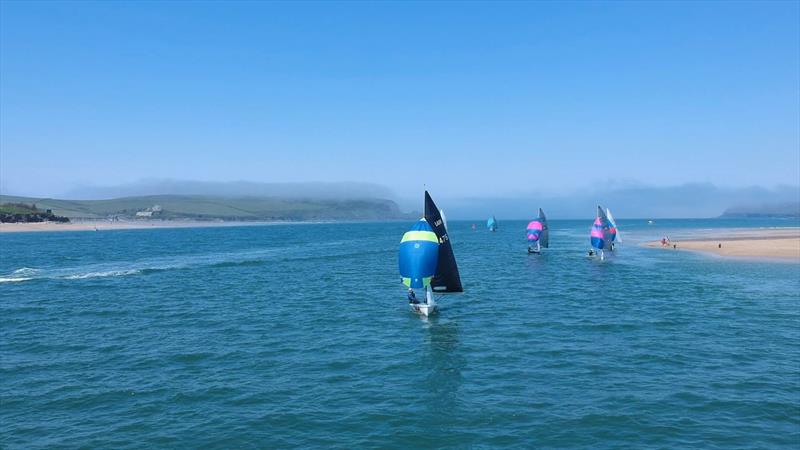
[487, 215, 498, 232]
[590, 205, 614, 260]
[399, 191, 463, 316]
[527, 208, 549, 254]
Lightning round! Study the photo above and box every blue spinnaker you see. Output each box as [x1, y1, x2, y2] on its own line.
[399, 219, 440, 289]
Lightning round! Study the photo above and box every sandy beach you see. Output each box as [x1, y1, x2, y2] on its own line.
[0, 220, 266, 233]
[644, 228, 800, 261]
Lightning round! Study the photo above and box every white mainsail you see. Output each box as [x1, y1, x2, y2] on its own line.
[606, 208, 622, 244]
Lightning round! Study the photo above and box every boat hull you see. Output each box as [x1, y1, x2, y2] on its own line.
[410, 303, 437, 316]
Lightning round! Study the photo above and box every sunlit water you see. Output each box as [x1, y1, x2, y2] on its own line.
[1, 219, 798, 448]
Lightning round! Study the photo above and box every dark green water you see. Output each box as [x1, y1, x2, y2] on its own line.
[1, 220, 798, 448]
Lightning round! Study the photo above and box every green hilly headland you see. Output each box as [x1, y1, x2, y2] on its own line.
[0, 195, 413, 221]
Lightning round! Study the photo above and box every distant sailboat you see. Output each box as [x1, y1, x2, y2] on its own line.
[487, 215, 498, 232]
[399, 191, 463, 316]
[526, 208, 549, 254]
[590, 205, 614, 260]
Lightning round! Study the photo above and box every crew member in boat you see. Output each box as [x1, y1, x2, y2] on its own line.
[407, 288, 419, 304]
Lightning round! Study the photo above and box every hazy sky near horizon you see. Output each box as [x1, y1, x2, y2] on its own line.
[1, 1, 798, 198]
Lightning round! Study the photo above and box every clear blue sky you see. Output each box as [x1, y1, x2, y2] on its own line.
[1, 1, 798, 198]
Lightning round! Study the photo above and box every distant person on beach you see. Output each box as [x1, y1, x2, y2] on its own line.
[407, 288, 418, 304]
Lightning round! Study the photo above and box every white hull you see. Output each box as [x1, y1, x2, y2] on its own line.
[410, 302, 437, 316]
[410, 286, 437, 316]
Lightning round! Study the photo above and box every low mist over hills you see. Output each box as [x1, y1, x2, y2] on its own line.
[63, 180, 395, 201]
[0, 180, 411, 221]
[0, 194, 411, 221]
[4, 180, 798, 220]
[416, 183, 800, 219]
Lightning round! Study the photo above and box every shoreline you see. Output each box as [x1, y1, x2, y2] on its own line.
[0, 218, 408, 233]
[0, 220, 285, 233]
[642, 228, 800, 261]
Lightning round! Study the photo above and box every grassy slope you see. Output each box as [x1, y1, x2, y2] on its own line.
[0, 195, 409, 221]
[0, 204, 38, 214]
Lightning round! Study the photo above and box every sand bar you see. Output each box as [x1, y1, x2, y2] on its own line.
[644, 228, 800, 261]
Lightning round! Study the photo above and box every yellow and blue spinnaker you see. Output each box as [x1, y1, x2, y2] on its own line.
[398, 219, 439, 289]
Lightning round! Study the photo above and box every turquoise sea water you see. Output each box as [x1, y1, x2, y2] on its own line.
[1, 219, 798, 448]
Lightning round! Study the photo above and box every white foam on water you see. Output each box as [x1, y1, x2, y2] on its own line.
[0, 267, 41, 283]
[1, 240, 355, 284]
[62, 269, 142, 280]
[0, 277, 33, 283]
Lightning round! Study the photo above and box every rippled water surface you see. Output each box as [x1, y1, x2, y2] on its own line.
[2, 219, 798, 448]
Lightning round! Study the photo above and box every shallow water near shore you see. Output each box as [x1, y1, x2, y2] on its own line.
[1, 219, 798, 448]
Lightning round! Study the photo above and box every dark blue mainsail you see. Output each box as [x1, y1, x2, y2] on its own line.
[424, 191, 463, 293]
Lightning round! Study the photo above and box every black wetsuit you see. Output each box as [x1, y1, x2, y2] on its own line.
[408, 291, 419, 304]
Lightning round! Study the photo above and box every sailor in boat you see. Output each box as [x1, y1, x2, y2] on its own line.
[588, 249, 595, 256]
[407, 288, 420, 305]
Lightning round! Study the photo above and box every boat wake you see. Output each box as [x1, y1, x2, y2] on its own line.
[62, 269, 143, 280]
[0, 266, 149, 284]
[0, 239, 370, 284]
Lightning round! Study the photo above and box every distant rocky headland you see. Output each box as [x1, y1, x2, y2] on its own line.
[0, 194, 414, 222]
[719, 202, 800, 219]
